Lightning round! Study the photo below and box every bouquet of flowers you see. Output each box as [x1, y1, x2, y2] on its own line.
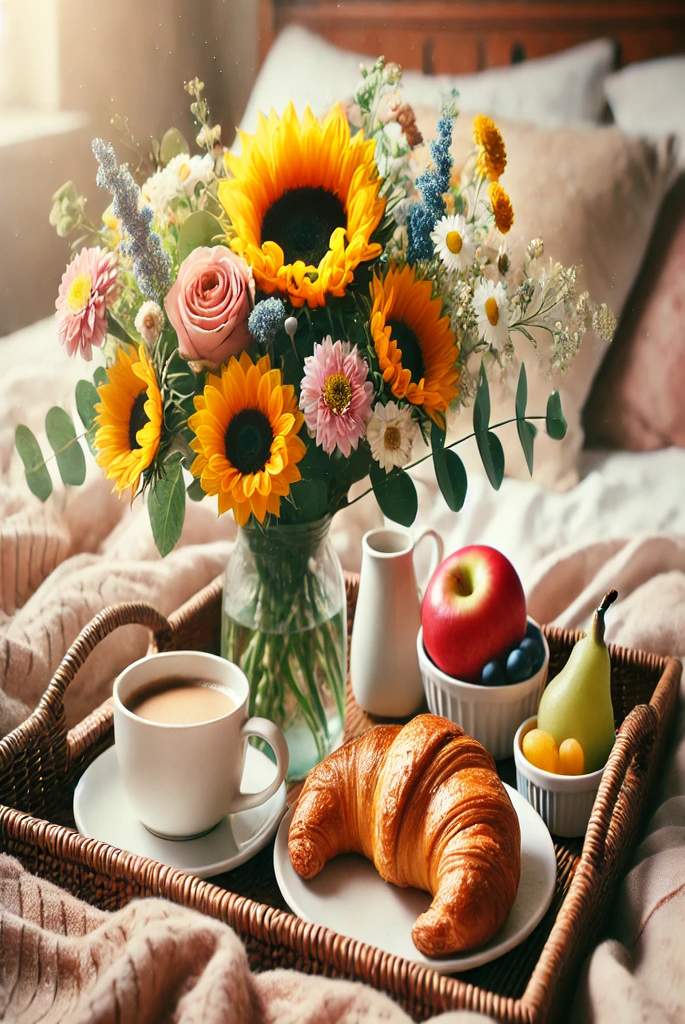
[17, 63, 613, 776]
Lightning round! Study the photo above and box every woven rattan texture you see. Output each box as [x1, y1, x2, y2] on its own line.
[0, 575, 680, 1023]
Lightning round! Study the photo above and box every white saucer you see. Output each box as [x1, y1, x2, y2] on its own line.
[74, 744, 287, 878]
[274, 783, 556, 973]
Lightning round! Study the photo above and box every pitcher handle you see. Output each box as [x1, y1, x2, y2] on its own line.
[413, 528, 444, 593]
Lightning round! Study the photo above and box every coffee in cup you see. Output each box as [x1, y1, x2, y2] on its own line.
[113, 651, 289, 839]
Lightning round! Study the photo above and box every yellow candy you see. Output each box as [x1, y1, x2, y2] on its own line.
[522, 728, 559, 773]
[558, 738, 586, 775]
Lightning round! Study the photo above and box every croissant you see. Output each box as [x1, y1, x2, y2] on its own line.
[288, 713, 520, 957]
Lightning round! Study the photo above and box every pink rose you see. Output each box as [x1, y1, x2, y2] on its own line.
[164, 246, 255, 366]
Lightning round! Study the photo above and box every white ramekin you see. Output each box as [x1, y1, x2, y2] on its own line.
[417, 618, 549, 760]
[513, 716, 605, 838]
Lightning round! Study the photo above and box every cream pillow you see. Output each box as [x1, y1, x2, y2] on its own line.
[605, 57, 685, 164]
[239, 26, 614, 134]
[418, 114, 678, 489]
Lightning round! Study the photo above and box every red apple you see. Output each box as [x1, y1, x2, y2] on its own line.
[421, 545, 527, 682]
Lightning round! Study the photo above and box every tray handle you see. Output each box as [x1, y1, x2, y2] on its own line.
[582, 702, 657, 871]
[0, 603, 171, 785]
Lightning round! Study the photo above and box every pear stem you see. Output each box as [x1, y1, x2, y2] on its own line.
[592, 589, 618, 644]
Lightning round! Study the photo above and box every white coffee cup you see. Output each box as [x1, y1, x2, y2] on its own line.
[113, 650, 289, 839]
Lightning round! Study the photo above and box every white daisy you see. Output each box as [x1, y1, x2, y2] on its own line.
[367, 401, 417, 472]
[165, 152, 215, 196]
[474, 279, 509, 350]
[430, 214, 475, 273]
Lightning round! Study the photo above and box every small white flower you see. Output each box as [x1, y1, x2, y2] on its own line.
[430, 214, 475, 273]
[134, 300, 164, 345]
[141, 153, 214, 216]
[165, 152, 214, 196]
[366, 401, 417, 472]
[474, 279, 509, 351]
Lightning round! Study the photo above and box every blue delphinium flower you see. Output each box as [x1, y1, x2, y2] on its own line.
[407, 113, 454, 264]
[92, 138, 171, 301]
[248, 298, 287, 346]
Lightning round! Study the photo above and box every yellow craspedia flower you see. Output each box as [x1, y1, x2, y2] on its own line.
[218, 103, 385, 309]
[94, 345, 163, 495]
[489, 182, 514, 234]
[188, 352, 306, 525]
[370, 265, 460, 427]
[473, 115, 507, 181]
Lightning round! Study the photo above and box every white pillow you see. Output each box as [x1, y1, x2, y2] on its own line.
[605, 57, 685, 161]
[239, 26, 614, 134]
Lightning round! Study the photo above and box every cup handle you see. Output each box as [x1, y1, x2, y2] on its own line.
[413, 528, 444, 593]
[232, 717, 289, 813]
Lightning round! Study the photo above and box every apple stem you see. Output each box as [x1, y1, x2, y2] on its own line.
[592, 590, 618, 645]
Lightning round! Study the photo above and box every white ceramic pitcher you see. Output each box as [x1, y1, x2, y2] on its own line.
[351, 526, 444, 717]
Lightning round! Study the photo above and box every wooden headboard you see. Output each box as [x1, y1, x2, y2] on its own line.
[257, 1, 685, 74]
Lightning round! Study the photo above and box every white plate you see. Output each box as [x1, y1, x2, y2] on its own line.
[74, 744, 286, 879]
[274, 783, 556, 973]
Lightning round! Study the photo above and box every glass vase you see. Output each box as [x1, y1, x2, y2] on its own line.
[221, 517, 346, 780]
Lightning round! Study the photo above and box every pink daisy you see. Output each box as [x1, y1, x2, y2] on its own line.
[55, 246, 119, 360]
[299, 337, 374, 456]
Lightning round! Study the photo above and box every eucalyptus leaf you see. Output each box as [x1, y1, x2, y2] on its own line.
[177, 210, 224, 261]
[473, 364, 491, 435]
[75, 379, 100, 454]
[476, 430, 505, 490]
[148, 458, 186, 556]
[106, 311, 133, 344]
[546, 391, 567, 440]
[517, 419, 537, 475]
[160, 127, 189, 165]
[186, 478, 205, 502]
[45, 407, 86, 486]
[434, 448, 467, 511]
[515, 363, 528, 421]
[370, 463, 417, 527]
[15, 425, 52, 501]
[93, 366, 107, 388]
[431, 420, 446, 452]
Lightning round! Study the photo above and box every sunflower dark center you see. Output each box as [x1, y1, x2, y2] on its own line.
[225, 408, 274, 474]
[128, 392, 149, 451]
[388, 318, 425, 382]
[261, 187, 346, 266]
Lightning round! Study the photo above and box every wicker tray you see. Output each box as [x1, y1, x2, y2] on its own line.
[0, 574, 680, 1023]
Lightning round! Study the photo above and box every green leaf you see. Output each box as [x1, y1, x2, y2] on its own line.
[148, 458, 186, 556]
[473, 365, 490, 435]
[159, 127, 189, 165]
[431, 420, 446, 452]
[186, 478, 205, 502]
[75, 379, 100, 454]
[93, 366, 107, 388]
[290, 478, 329, 521]
[45, 407, 86, 486]
[517, 420, 537, 475]
[106, 311, 133, 344]
[15, 425, 52, 501]
[370, 463, 418, 527]
[177, 210, 224, 261]
[434, 448, 467, 511]
[515, 363, 528, 421]
[476, 430, 505, 490]
[546, 390, 567, 440]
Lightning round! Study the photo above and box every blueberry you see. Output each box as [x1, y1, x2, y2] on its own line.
[481, 660, 506, 686]
[506, 647, 534, 683]
[520, 636, 544, 672]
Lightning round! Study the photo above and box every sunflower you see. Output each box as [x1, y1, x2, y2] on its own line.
[94, 344, 163, 495]
[188, 352, 306, 524]
[369, 266, 459, 424]
[218, 103, 385, 309]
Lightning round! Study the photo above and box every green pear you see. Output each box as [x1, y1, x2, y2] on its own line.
[537, 591, 617, 773]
